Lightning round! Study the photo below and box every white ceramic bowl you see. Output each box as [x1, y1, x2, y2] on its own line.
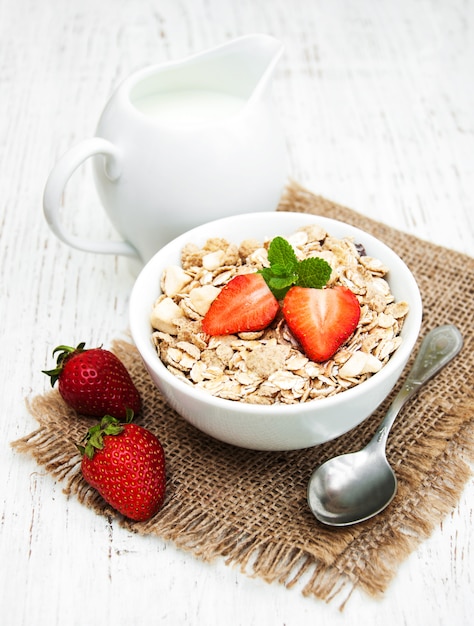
[129, 212, 422, 451]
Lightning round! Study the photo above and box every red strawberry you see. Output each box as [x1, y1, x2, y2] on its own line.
[282, 285, 360, 362]
[79, 413, 166, 521]
[202, 273, 279, 336]
[43, 342, 141, 419]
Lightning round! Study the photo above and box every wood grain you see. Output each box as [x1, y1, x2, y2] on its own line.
[1, 0, 472, 624]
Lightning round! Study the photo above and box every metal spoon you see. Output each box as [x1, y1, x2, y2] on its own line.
[307, 324, 463, 526]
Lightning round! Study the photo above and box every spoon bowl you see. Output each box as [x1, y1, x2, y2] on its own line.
[307, 325, 463, 526]
[308, 446, 397, 526]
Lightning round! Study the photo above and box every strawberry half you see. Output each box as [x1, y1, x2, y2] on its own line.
[43, 342, 141, 419]
[79, 413, 166, 522]
[282, 285, 361, 362]
[202, 273, 279, 336]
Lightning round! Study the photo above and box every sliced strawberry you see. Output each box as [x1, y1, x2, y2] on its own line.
[282, 285, 360, 362]
[202, 273, 279, 336]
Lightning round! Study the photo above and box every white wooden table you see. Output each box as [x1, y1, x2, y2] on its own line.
[1, 1, 472, 624]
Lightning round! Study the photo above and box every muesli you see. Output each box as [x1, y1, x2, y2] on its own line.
[150, 224, 409, 405]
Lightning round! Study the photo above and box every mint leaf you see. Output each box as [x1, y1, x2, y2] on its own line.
[269, 262, 294, 277]
[267, 237, 298, 272]
[296, 257, 332, 289]
[269, 276, 296, 289]
[259, 267, 296, 300]
[260, 267, 295, 289]
[260, 235, 333, 299]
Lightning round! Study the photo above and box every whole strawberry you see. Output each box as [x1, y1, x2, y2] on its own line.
[79, 412, 166, 521]
[43, 342, 141, 419]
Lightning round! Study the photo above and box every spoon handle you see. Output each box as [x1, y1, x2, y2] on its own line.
[371, 324, 463, 448]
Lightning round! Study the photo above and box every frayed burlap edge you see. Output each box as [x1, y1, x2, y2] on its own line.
[12, 385, 474, 609]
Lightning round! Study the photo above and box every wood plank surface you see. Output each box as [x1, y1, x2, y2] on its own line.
[1, 0, 472, 624]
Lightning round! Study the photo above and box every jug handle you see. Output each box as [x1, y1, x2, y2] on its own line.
[43, 138, 139, 259]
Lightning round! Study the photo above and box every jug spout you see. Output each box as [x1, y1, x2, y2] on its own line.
[188, 34, 283, 106]
[226, 34, 283, 103]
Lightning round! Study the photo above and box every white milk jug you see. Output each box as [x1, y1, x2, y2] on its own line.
[43, 34, 288, 263]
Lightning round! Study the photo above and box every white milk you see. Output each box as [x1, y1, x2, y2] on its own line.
[133, 89, 246, 126]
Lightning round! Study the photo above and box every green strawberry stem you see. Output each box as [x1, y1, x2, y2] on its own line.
[77, 409, 134, 459]
[42, 342, 87, 387]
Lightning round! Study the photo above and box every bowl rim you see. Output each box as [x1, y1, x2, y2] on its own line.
[129, 211, 422, 415]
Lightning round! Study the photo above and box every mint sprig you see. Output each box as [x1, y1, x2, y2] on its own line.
[259, 236, 332, 299]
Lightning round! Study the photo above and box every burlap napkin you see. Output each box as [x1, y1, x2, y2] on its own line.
[13, 182, 474, 608]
